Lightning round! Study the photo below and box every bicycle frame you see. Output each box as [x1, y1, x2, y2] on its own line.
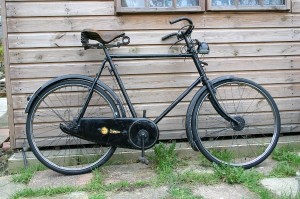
[106, 51, 201, 124]
[77, 36, 239, 126]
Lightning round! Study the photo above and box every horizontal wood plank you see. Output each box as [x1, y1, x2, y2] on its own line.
[14, 110, 299, 139]
[292, 0, 300, 12]
[7, 14, 298, 33]
[9, 70, 300, 94]
[9, 56, 299, 79]
[158, 124, 300, 140]
[6, 1, 114, 17]
[11, 83, 300, 110]
[14, 123, 300, 147]
[13, 97, 300, 124]
[8, 28, 300, 48]
[8, 42, 300, 64]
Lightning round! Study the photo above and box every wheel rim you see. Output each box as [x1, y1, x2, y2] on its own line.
[195, 80, 279, 167]
[28, 82, 117, 172]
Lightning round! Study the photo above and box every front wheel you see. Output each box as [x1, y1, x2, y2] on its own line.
[26, 79, 122, 175]
[190, 77, 280, 169]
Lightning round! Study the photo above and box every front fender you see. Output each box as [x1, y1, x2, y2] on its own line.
[25, 74, 125, 117]
[185, 75, 235, 150]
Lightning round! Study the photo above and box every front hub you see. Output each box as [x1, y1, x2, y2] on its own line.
[230, 116, 246, 131]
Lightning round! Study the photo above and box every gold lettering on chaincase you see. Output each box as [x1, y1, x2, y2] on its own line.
[110, 129, 121, 134]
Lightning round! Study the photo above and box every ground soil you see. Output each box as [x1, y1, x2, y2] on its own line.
[0, 147, 13, 176]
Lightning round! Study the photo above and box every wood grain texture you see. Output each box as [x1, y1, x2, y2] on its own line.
[8, 28, 300, 48]
[7, 14, 298, 33]
[4, 0, 300, 148]
[8, 56, 299, 79]
[14, 110, 299, 139]
[12, 83, 300, 110]
[9, 70, 300, 94]
[8, 42, 300, 64]
[292, 0, 300, 12]
[1, 0, 16, 148]
[6, 1, 114, 17]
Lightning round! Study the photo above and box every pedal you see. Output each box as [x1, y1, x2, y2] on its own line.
[137, 130, 149, 165]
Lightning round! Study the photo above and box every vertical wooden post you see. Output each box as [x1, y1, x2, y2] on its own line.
[1, 0, 16, 148]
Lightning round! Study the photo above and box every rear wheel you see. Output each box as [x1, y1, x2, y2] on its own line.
[26, 79, 122, 175]
[191, 77, 280, 168]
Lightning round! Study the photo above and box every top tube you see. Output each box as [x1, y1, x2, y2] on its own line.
[109, 54, 193, 59]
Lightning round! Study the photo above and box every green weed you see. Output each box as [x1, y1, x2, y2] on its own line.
[177, 171, 220, 185]
[12, 164, 45, 184]
[153, 142, 177, 174]
[272, 146, 300, 166]
[271, 145, 300, 177]
[211, 149, 234, 163]
[198, 154, 212, 167]
[85, 169, 105, 192]
[213, 164, 277, 199]
[277, 193, 300, 199]
[12, 186, 75, 199]
[105, 180, 149, 192]
[270, 161, 297, 177]
[213, 164, 245, 184]
[167, 187, 203, 199]
[89, 193, 106, 199]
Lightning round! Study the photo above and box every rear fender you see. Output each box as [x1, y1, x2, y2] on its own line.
[25, 74, 126, 117]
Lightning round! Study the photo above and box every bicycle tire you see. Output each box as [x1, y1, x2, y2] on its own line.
[26, 79, 122, 175]
[189, 77, 280, 168]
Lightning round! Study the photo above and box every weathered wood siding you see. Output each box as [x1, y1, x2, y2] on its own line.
[2, 0, 300, 148]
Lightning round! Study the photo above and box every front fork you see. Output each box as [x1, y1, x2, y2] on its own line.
[192, 53, 239, 125]
[205, 79, 239, 125]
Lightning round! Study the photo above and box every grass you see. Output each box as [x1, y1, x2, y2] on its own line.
[152, 142, 178, 184]
[11, 186, 76, 199]
[12, 164, 45, 184]
[213, 164, 276, 199]
[177, 171, 220, 185]
[271, 145, 300, 177]
[166, 187, 203, 199]
[270, 161, 298, 177]
[153, 142, 177, 175]
[11, 143, 300, 199]
[272, 145, 300, 166]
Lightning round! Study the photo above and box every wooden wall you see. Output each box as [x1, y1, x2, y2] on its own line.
[2, 0, 300, 148]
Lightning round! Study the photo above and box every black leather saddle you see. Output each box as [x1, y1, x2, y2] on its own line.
[81, 29, 125, 44]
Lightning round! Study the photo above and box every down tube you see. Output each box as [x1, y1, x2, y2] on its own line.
[154, 77, 202, 124]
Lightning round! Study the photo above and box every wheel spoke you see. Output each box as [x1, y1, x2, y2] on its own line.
[194, 78, 279, 168]
[27, 80, 118, 174]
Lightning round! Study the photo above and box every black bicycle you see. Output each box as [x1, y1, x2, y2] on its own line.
[25, 17, 281, 175]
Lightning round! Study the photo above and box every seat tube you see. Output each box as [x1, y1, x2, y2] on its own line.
[75, 59, 107, 123]
[103, 47, 137, 118]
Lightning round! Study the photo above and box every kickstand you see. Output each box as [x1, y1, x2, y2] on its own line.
[138, 131, 149, 165]
[21, 142, 28, 169]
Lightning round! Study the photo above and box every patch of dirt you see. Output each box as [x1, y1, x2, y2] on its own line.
[0, 147, 13, 176]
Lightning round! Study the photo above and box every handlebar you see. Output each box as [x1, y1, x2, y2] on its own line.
[169, 17, 193, 26]
[161, 32, 178, 41]
[161, 17, 194, 41]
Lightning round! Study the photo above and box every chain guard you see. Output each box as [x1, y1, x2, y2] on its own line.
[61, 118, 159, 150]
[129, 119, 159, 149]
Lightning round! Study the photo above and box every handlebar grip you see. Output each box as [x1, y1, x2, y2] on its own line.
[161, 32, 178, 41]
[169, 17, 193, 25]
